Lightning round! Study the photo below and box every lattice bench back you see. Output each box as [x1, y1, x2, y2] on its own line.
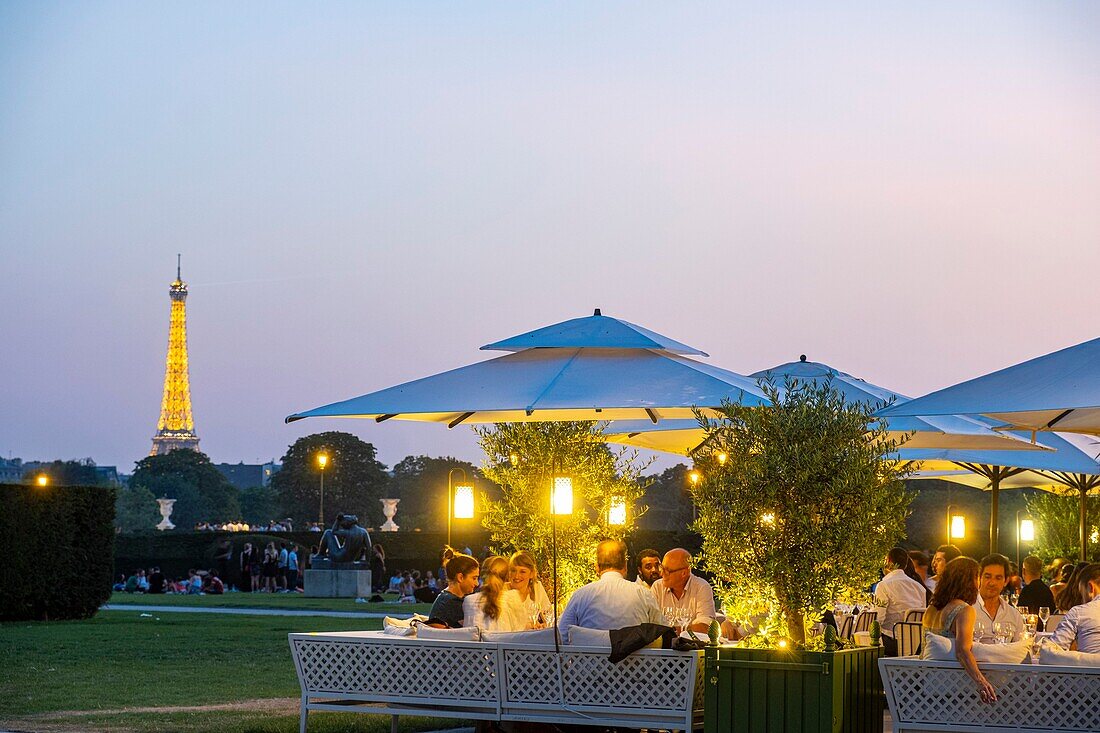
[289, 631, 703, 731]
[879, 658, 1100, 733]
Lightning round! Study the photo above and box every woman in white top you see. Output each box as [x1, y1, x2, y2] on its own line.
[508, 550, 553, 623]
[1050, 563, 1100, 653]
[463, 556, 529, 632]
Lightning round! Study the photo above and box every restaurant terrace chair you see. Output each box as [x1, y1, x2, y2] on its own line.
[853, 610, 877, 636]
[892, 621, 923, 657]
[903, 608, 925, 624]
[1046, 613, 1065, 633]
[837, 614, 855, 639]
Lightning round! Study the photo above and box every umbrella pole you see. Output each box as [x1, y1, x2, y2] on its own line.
[1080, 487, 1088, 563]
[989, 472, 1001, 555]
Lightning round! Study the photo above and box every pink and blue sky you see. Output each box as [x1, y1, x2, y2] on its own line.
[2, 2, 1098, 473]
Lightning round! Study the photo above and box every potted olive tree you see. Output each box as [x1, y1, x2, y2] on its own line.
[695, 377, 911, 733]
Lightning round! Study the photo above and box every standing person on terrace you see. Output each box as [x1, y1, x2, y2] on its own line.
[427, 548, 480, 628]
[922, 557, 997, 704]
[972, 553, 1024, 642]
[877, 547, 931, 656]
[650, 548, 716, 633]
[1050, 563, 1100, 653]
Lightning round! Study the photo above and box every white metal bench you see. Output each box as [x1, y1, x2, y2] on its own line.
[878, 657, 1100, 733]
[289, 630, 704, 733]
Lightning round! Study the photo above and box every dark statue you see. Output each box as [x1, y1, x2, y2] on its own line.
[312, 514, 372, 566]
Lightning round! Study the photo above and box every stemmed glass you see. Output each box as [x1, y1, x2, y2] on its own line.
[664, 607, 679, 632]
[993, 622, 1010, 644]
[524, 598, 540, 628]
[1038, 606, 1051, 630]
[973, 620, 987, 643]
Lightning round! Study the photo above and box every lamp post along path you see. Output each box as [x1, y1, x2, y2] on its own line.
[447, 468, 472, 547]
[317, 453, 329, 526]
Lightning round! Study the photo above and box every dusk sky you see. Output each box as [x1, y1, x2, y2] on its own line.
[2, 3, 1098, 475]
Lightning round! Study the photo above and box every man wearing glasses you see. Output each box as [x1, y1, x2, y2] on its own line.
[651, 548, 716, 633]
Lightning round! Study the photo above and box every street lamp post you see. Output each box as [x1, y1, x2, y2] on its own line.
[1016, 510, 1035, 570]
[550, 467, 573, 648]
[688, 469, 701, 522]
[947, 504, 966, 545]
[447, 468, 473, 547]
[317, 453, 329, 526]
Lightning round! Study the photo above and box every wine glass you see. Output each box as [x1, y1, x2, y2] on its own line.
[1038, 606, 1051, 630]
[524, 598, 539, 628]
[993, 622, 1009, 644]
[1025, 614, 1039, 635]
[973, 620, 987, 643]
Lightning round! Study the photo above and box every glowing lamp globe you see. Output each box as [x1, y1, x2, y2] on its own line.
[453, 484, 475, 519]
[551, 475, 573, 515]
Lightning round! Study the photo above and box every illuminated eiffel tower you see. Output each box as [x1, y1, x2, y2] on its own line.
[150, 255, 200, 456]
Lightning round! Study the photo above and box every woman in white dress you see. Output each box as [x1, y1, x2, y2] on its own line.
[463, 556, 529, 632]
[508, 550, 553, 626]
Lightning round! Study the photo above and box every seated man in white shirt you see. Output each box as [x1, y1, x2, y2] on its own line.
[558, 540, 666, 639]
[972, 553, 1025, 643]
[876, 547, 930, 656]
[651, 548, 717, 634]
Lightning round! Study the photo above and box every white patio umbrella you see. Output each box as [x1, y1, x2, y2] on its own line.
[604, 356, 1043, 455]
[899, 432, 1100, 560]
[286, 310, 768, 642]
[877, 336, 1100, 437]
[286, 310, 769, 426]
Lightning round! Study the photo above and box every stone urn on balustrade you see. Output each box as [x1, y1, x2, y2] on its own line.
[155, 498, 176, 531]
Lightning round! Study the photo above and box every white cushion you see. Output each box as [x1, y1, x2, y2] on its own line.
[565, 626, 611, 647]
[925, 634, 1029, 664]
[1039, 642, 1100, 667]
[481, 627, 558, 646]
[416, 625, 481, 641]
[382, 623, 414, 636]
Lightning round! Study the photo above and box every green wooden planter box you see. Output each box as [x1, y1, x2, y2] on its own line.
[704, 645, 884, 733]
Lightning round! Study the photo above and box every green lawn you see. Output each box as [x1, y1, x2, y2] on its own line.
[0, 610, 445, 733]
[106, 591, 433, 616]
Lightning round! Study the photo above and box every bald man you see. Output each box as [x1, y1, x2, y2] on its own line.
[558, 540, 666, 637]
[651, 548, 717, 633]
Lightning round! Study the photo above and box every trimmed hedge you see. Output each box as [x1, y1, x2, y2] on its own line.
[0, 483, 116, 621]
[114, 529, 703, 585]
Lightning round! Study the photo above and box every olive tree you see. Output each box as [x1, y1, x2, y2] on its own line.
[692, 378, 912, 644]
[476, 421, 650, 605]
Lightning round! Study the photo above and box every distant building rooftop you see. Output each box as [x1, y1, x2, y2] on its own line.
[215, 461, 281, 490]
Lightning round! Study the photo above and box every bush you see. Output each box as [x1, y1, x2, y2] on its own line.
[0, 483, 116, 621]
[113, 528, 701, 587]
